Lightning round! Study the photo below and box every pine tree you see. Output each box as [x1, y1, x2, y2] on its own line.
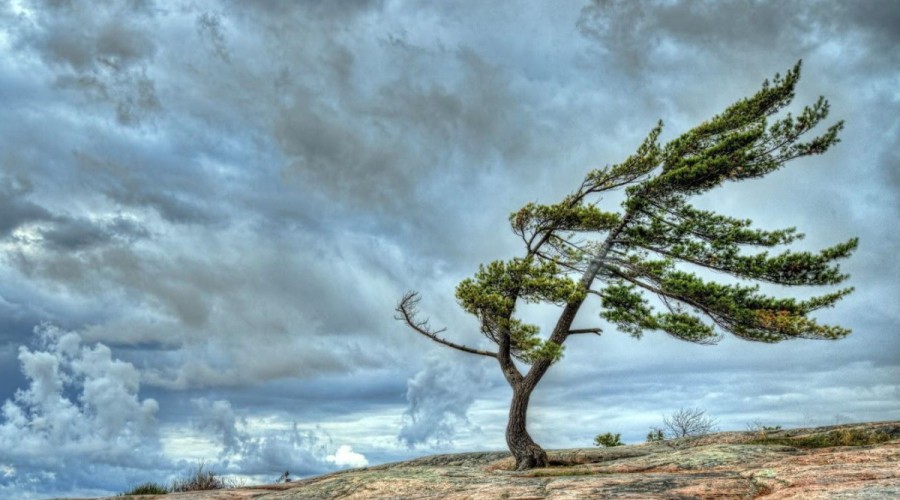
[396, 62, 856, 470]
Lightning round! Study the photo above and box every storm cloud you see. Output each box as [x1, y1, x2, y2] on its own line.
[0, 0, 897, 497]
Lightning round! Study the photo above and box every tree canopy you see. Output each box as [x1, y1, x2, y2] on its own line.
[397, 62, 856, 470]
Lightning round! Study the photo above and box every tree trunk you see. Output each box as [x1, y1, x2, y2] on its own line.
[506, 383, 549, 470]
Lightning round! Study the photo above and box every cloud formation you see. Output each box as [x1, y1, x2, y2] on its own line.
[326, 445, 369, 469]
[191, 397, 368, 477]
[399, 356, 490, 448]
[0, 326, 372, 498]
[0, 0, 896, 497]
[0, 325, 164, 498]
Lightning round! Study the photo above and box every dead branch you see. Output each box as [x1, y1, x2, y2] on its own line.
[395, 291, 498, 358]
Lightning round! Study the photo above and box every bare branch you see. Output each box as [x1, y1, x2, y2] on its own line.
[662, 407, 718, 438]
[568, 328, 603, 336]
[395, 292, 498, 358]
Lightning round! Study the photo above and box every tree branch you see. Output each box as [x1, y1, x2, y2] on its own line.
[395, 292, 498, 358]
[521, 212, 637, 388]
[600, 264, 726, 343]
[569, 328, 603, 336]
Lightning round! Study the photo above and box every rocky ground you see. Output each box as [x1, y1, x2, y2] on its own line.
[103, 421, 899, 499]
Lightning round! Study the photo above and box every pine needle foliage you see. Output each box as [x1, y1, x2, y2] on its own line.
[443, 61, 855, 363]
[594, 432, 624, 447]
[397, 62, 856, 469]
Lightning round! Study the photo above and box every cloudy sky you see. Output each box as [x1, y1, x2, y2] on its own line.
[0, 0, 897, 497]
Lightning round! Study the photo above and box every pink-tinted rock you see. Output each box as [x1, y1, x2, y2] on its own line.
[103, 421, 899, 499]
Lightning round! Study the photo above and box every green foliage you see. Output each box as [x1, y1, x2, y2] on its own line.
[455, 257, 579, 362]
[594, 432, 624, 447]
[511, 200, 621, 235]
[448, 61, 855, 367]
[585, 121, 663, 191]
[599, 283, 656, 336]
[646, 428, 665, 443]
[119, 482, 168, 496]
[396, 62, 856, 470]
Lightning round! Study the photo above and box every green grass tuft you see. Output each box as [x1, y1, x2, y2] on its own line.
[119, 481, 169, 495]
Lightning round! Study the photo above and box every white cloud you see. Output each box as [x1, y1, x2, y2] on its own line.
[0, 324, 159, 460]
[191, 397, 369, 477]
[0, 0, 897, 497]
[0, 324, 167, 497]
[326, 445, 369, 469]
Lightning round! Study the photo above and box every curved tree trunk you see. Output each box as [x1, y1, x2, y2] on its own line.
[506, 383, 549, 470]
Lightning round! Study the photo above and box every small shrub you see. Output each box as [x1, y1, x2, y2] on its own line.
[119, 482, 168, 495]
[747, 420, 783, 440]
[593, 432, 624, 447]
[646, 427, 665, 443]
[662, 408, 718, 438]
[171, 463, 228, 492]
[747, 420, 781, 432]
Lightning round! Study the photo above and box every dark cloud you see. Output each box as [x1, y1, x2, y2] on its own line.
[72, 151, 221, 225]
[196, 12, 231, 63]
[6, 0, 161, 126]
[398, 356, 490, 448]
[0, 173, 51, 235]
[38, 215, 149, 251]
[577, 0, 900, 69]
[0, 0, 897, 497]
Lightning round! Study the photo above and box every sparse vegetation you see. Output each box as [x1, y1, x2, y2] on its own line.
[662, 408, 718, 438]
[747, 420, 783, 440]
[646, 427, 665, 442]
[749, 428, 893, 448]
[747, 419, 782, 432]
[170, 463, 229, 492]
[119, 482, 169, 496]
[593, 432, 624, 447]
[113, 423, 898, 498]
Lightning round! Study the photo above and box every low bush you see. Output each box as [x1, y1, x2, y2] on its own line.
[646, 427, 665, 443]
[171, 463, 229, 492]
[662, 408, 718, 438]
[119, 482, 168, 495]
[593, 432, 624, 447]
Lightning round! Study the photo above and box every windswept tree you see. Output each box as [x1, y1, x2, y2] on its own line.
[396, 63, 856, 470]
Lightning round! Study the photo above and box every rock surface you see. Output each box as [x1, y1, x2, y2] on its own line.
[103, 421, 899, 499]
